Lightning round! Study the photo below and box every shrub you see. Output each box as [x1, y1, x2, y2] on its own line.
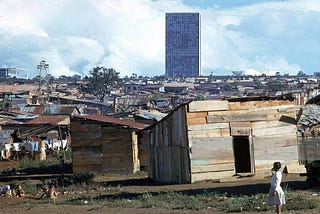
[71, 172, 94, 185]
[18, 156, 57, 170]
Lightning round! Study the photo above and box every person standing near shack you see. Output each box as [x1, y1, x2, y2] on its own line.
[39, 137, 47, 161]
[59, 155, 66, 176]
[268, 162, 285, 214]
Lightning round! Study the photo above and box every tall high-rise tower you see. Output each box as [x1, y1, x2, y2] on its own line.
[165, 13, 201, 78]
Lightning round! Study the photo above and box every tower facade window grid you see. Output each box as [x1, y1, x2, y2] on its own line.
[166, 13, 201, 78]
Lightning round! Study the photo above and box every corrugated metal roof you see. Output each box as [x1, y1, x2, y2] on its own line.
[43, 105, 78, 115]
[136, 110, 167, 121]
[58, 106, 79, 115]
[298, 104, 320, 127]
[306, 94, 320, 105]
[19, 105, 45, 114]
[13, 114, 38, 120]
[73, 115, 147, 130]
[26, 115, 70, 125]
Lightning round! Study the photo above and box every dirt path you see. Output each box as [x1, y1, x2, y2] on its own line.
[93, 172, 310, 196]
[1, 172, 320, 213]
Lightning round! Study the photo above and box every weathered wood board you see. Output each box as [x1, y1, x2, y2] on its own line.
[191, 170, 235, 183]
[252, 125, 296, 137]
[228, 100, 294, 111]
[72, 139, 101, 147]
[207, 108, 295, 123]
[252, 120, 296, 129]
[186, 112, 208, 119]
[188, 123, 229, 131]
[71, 121, 101, 132]
[255, 160, 305, 174]
[190, 137, 233, 160]
[230, 122, 251, 136]
[187, 117, 207, 126]
[253, 135, 299, 164]
[191, 163, 234, 173]
[188, 129, 230, 138]
[206, 115, 229, 123]
[188, 100, 228, 112]
[71, 131, 102, 140]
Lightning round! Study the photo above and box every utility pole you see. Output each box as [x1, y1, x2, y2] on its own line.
[37, 60, 50, 104]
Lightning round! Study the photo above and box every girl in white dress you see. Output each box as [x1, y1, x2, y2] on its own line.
[268, 162, 285, 214]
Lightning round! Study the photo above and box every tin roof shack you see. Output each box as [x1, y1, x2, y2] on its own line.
[145, 95, 303, 184]
[141, 103, 190, 183]
[2, 115, 71, 149]
[2, 115, 70, 138]
[296, 103, 320, 165]
[71, 115, 147, 173]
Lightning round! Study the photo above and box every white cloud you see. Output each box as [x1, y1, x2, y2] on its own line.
[94, 0, 166, 76]
[0, 0, 319, 77]
[62, 36, 104, 65]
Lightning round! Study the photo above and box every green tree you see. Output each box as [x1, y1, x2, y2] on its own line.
[297, 70, 306, 77]
[81, 67, 122, 102]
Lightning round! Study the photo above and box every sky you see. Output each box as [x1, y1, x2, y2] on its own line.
[0, 0, 320, 78]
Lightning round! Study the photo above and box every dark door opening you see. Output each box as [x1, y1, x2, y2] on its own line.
[233, 136, 252, 173]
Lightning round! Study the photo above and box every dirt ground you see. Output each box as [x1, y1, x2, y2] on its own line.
[1, 161, 320, 213]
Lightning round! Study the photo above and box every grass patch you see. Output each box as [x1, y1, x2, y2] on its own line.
[18, 156, 58, 169]
[62, 191, 228, 211]
[225, 194, 270, 212]
[6, 182, 320, 213]
[18, 149, 72, 170]
[284, 193, 320, 211]
[1, 156, 319, 213]
[135, 191, 224, 210]
[225, 192, 320, 212]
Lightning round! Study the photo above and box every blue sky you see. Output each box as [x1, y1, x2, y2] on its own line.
[0, 0, 319, 77]
[183, 0, 270, 9]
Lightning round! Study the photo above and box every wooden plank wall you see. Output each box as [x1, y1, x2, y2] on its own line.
[188, 100, 235, 183]
[148, 105, 190, 184]
[146, 99, 302, 184]
[101, 127, 135, 173]
[187, 99, 302, 183]
[71, 118, 138, 173]
[71, 120, 103, 173]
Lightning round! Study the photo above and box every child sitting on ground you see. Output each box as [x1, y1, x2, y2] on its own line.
[48, 184, 58, 198]
[0, 184, 13, 197]
[40, 184, 58, 199]
[16, 184, 26, 197]
[40, 185, 49, 199]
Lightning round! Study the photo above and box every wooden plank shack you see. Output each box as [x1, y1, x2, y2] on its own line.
[189, 97, 303, 182]
[145, 104, 190, 183]
[144, 95, 304, 184]
[71, 115, 147, 174]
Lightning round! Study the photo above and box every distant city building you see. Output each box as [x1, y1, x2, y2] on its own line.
[0, 67, 28, 79]
[232, 71, 244, 76]
[165, 13, 201, 78]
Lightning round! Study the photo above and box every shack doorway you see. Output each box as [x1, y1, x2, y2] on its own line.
[233, 136, 252, 173]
